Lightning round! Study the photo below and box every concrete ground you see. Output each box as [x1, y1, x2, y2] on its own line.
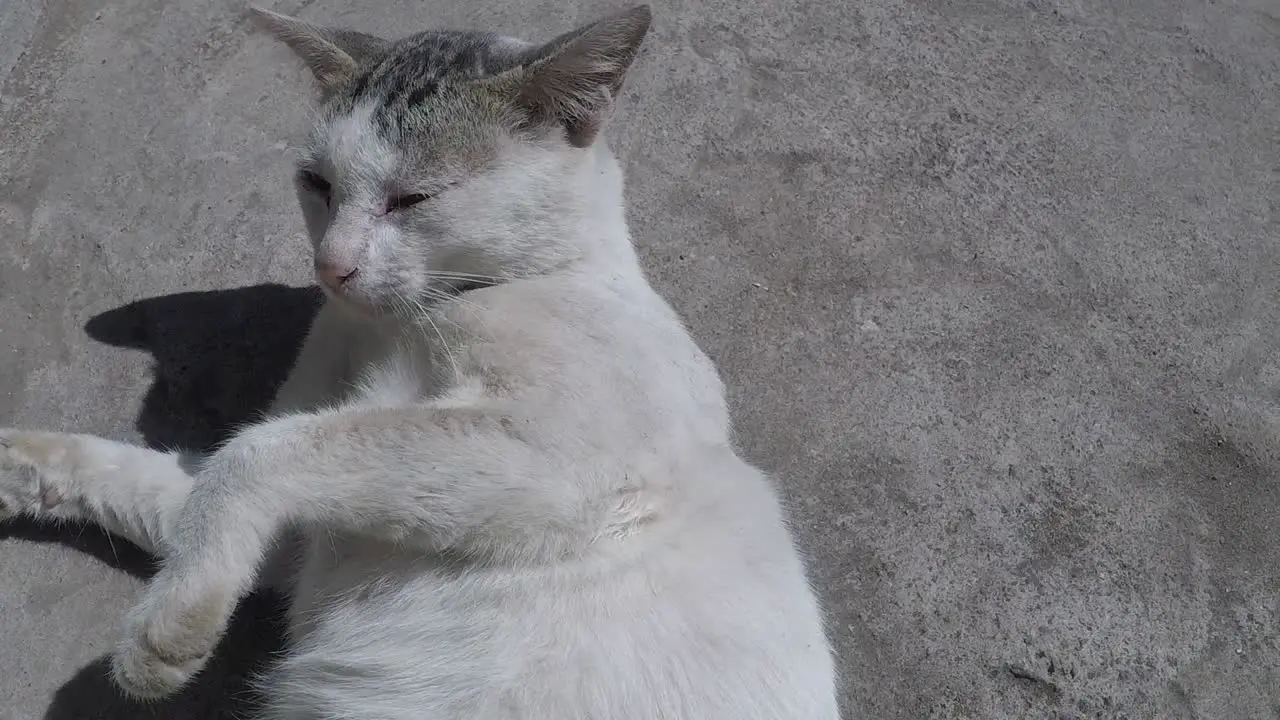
[1, 0, 1277, 717]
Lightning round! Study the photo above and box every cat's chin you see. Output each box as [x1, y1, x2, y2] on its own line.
[320, 286, 392, 319]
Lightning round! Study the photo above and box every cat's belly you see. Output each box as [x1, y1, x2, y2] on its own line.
[273, 525, 837, 720]
[286, 531, 448, 643]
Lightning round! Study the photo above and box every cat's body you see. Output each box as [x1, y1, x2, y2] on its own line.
[273, 272, 832, 720]
[0, 7, 838, 719]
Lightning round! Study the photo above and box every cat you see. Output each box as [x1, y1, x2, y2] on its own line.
[0, 6, 839, 719]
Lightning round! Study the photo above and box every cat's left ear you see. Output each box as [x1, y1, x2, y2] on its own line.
[250, 6, 390, 91]
[515, 5, 652, 148]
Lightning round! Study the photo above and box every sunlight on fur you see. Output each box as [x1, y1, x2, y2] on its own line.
[0, 5, 838, 718]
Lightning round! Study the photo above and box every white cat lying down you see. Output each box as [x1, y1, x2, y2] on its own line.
[0, 6, 839, 719]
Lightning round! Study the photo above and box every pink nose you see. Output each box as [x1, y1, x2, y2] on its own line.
[316, 262, 358, 291]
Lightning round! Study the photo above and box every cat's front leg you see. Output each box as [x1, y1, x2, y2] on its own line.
[0, 432, 69, 519]
[108, 404, 544, 698]
[108, 418, 306, 699]
[111, 558, 239, 698]
[109, 404, 550, 699]
[0, 429, 193, 553]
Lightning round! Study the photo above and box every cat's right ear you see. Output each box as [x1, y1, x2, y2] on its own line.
[249, 7, 389, 91]
[513, 5, 653, 148]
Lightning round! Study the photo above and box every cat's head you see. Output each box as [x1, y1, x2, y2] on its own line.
[252, 6, 651, 313]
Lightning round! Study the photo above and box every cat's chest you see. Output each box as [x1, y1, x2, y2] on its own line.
[341, 322, 454, 406]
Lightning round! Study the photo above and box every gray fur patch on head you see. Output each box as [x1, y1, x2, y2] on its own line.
[328, 31, 536, 137]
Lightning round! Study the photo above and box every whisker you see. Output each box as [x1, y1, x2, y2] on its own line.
[432, 295, 492, 345]
[425, 269, 507, 280]
[423, 311, 460, 380]
[424, 284, 483, 314]
[425, 270, 510, 285]
[386, 284, 488, 379]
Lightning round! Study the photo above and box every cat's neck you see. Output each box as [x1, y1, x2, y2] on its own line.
[572, 142, 643, 273]
[455, 140, 641, 287]
[537, 141, 647, 289]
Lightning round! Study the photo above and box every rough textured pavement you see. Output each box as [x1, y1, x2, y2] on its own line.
[2, 0, 1278, 718]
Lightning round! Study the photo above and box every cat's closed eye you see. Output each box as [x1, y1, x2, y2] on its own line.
[386, 193, 432, 213]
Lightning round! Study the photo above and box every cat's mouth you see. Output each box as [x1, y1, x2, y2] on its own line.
[319, 275, 496, 320]
[317, 280, 388, 317]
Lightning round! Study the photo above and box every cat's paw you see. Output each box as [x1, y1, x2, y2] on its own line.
[110, 573, 232, 699]
[0, 430, 72, 520]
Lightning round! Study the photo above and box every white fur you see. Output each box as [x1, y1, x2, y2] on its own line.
[0, 16, 838, 720]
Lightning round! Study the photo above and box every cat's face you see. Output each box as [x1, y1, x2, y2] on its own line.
[254, 8, 652, 314]
[294, 45, 551, 314]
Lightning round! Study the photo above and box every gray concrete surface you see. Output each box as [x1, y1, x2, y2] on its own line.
[1, 0, 1277, 717]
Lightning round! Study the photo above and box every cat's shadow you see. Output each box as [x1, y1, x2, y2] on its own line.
[2, 283, 321, 720]
[85, 283, 324, 452]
